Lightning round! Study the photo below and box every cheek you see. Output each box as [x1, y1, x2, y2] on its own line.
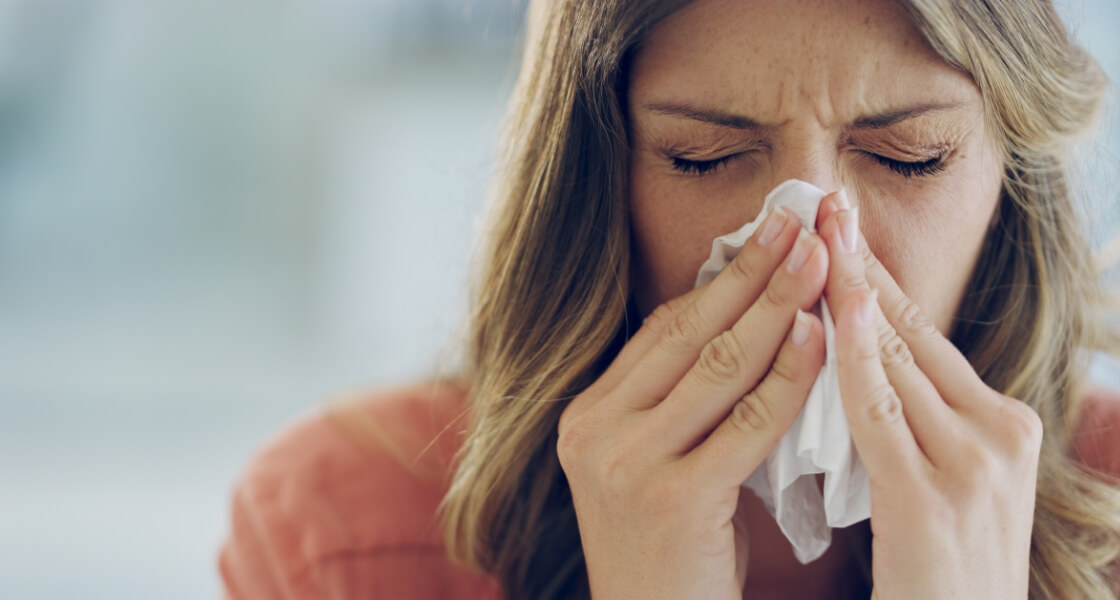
[629, 192, 699, 315]
[859, 164, 1002, 333]
[628, 173, 759, 314]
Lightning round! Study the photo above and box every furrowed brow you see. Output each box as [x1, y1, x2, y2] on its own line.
[642, 102, 767, 131]
[642, 100, 969, 131]
[849, 102, 967, 129]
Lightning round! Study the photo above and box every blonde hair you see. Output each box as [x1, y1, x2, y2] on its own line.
[439, 1, 1120, 598]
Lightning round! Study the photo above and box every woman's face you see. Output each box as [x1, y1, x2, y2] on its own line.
[627, 0, 1004, 334]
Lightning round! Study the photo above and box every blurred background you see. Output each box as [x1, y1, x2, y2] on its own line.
[0, 1, 1116, 598]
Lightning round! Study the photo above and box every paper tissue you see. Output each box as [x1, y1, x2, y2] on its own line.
[694, 179, 870, 564]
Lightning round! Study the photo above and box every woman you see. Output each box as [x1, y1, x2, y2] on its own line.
[219, 0, 1120, 598]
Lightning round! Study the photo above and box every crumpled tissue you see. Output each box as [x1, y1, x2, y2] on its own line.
[694, 179, 870, 564]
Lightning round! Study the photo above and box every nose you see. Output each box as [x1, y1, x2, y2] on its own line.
[764, 137, 867, 239]
[769, 138, 843, 196]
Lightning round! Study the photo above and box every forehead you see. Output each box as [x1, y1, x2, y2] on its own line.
[629, 0, 980, 126]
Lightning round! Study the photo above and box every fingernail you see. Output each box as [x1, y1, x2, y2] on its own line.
[756, 208, 787, 246]
[835, 188, 851, 210]
[838, 207, 859, 253]
[792, 309, 811, 346]
[857, 289, 878, 326]
[785, 229, 814, 273]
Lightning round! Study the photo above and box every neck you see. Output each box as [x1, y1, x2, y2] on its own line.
[739, 487, 872, 599]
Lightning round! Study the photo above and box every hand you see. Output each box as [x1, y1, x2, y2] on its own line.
[557, 207, 828, 599]
[817, 191, 1041, 599]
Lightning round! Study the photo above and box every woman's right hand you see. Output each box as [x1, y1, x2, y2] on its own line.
[556, 206, 831, 599]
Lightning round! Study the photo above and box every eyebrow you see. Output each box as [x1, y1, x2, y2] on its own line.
[850, 102, 967, 129]
[641, 101, 967, 130]
[642, 102, 765, 130]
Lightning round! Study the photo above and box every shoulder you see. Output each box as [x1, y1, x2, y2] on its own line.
[218, 381, 501, 600]
[1072, 383, 1120, 480]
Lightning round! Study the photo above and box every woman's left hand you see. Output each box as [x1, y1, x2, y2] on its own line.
[816, 191, 1041, 600]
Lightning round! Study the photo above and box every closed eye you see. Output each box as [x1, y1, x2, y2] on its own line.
[670, 154, 737, 176]
[670, 152, 946, 178]
[871, 154, 947, 178]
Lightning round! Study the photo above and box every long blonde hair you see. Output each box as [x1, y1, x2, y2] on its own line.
[441, 1, 1120, 598]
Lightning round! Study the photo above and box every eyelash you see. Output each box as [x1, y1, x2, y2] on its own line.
[670, 155, 737, 176]
[871, 154, 947, 178]
[669, 153, 948, 178]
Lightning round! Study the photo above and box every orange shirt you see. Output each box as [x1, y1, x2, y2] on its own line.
[219, 381, 1120, 599]
[218, 382, 501, 599]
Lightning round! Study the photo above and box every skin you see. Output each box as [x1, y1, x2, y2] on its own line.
[557, 1, 1043, 598]
[626, 0, 1001, 331]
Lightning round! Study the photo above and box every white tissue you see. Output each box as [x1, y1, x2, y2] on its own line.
[694, 179, 870, 564]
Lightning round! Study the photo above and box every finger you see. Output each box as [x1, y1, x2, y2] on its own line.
[564, 286, 707, 423]
[835, 288, 928, 483]
[611, 207, 804, 412]
[869, 311, 969, 465]
[814, 189, 847, 232]
[652, 231, 829, 451]
[862, 243, 1027, 445]
[860, 236, 991, 406]
[682, 309, 824, 485]
[819, 206, 963, 462]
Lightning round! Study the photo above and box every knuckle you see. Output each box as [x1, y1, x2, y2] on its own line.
[997, 398, 1044, 456]
[556, 409, 575, 443]
[761, 281, 793, 310]
[855, 338, 881, 362]
[729, 391, 776, 434]
[860, 242, 881, 270]
[696, 332, 747, 383]
[896, 297, 938, 338]
[557, 397, 607, 474]
[727, 250, 762, 283]
[555, 437, 576, 472]
[557, 393, 592, 436]
[662, 305, 706, 351]
[556, 411, 589, 470]
[863, 384, 903, 424]
[840, 271, 865, 291]
[645, 298, 686, 334]
[877, 328, 914, 368]
[769, 351, 800, 386]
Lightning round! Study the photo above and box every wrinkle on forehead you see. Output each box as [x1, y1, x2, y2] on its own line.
[631, 0, 979, 132]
